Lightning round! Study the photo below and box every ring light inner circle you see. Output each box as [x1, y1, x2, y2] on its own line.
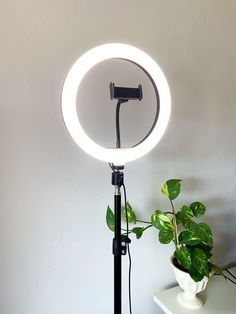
[76, 57, 159, 149]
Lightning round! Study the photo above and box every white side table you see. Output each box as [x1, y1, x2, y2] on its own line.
[154, 267, 236, 314]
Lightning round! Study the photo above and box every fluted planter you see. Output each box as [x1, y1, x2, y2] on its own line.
[171, 256, 208, 309]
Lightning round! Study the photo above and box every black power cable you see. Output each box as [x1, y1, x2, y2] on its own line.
[225, 268, 236, 280]
[224, 275, 236, 285]
[213, 268, 236, 285]
[123, 182, 133, 314]
[224, 268, 236, 285]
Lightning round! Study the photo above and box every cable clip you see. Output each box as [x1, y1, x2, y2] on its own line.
[113, 235, 131, 256]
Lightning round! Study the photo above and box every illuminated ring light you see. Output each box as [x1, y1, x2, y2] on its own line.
[61, 43, 171, 165]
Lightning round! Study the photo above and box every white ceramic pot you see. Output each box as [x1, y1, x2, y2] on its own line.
[171, 256, 208, 309]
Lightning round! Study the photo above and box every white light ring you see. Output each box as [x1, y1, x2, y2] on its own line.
[61, 43, 171, 165]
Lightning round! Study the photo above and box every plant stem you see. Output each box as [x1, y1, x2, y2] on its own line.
[170, 199, 179, 249]
[121, 228, 132, 233]
[136, 219, 151, 224]
[122, 224, 153, 236]
[143, 224, 153, 231]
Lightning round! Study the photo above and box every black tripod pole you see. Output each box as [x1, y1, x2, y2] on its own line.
[112, 169, 126, 314]
[114, 186, 122, 314]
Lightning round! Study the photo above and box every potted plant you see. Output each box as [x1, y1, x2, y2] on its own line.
[106, 179, 225, 309]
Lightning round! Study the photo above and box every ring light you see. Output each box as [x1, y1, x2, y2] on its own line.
[61, 43, 171, 165]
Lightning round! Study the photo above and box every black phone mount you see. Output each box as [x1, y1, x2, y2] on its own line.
[110, 82, 143, 101]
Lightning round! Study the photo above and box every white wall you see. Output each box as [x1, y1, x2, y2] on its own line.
[1, 1, 236, 313]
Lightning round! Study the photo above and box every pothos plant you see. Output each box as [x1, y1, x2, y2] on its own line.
[106, 179, 224, 282]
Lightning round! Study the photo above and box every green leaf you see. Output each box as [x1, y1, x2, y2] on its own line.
[205, 250, 213, 259]
[176, 210, 193, 229]
[190, 202, 206, 218]
[179, 230, 202, 246]
[132, 227, 144, 239]
[180, 205, 194, 219]
[189, 266, 205, 282]
[190, 223, 213, 246]
[176, 211, 183, 224]
[151, 210, 174, 231]
[182, 219, 194, 230]
[161, 179, 182, 200]
[158, 229, 174, 244]
[122, 202, 136, 223]
[106, 206, 115, 231]
[188, 244, 213, 258]
[191, 248, 209, 277]
[174, 247, 192, 270]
